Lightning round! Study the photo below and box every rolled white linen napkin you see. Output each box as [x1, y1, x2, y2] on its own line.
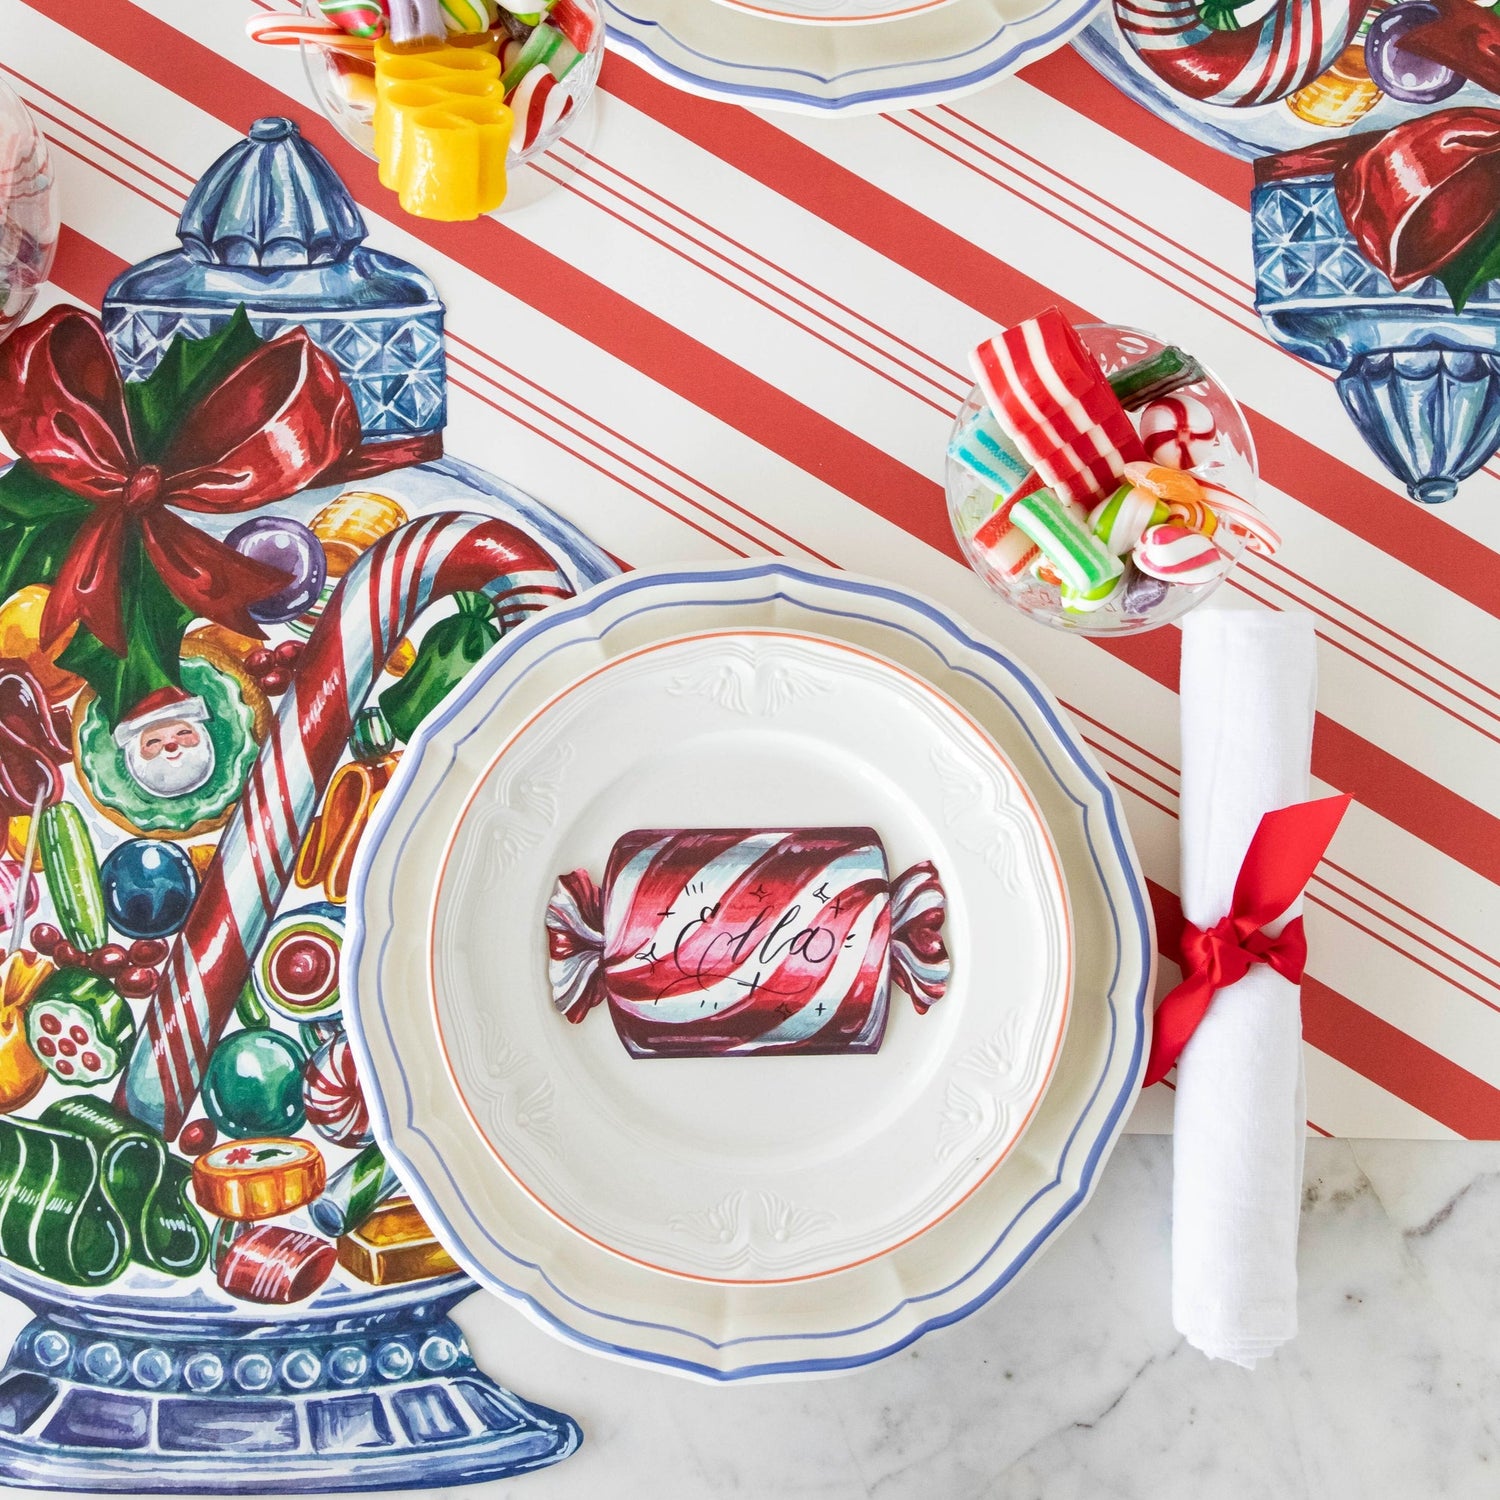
[1171, 607, 1318, 1367]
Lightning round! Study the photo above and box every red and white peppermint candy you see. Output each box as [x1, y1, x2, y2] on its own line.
[1133, 522, 1231, 585]
[508, 67, 573, 152]
[1197, 479, 1281, 555]
[1139, 394, 1219, 471]
[303, 1033, 372, 1147]
[1114, 0, 1361, 107]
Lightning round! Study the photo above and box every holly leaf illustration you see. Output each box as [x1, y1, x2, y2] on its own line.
[1439, 215, 1500, 314]
[55, 530, 193, 727]
[123, 306, 261, 461]
[0, 460, 90, 601]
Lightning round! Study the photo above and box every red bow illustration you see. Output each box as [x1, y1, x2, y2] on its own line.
[0, 307, 362, 656]
[1257, 102, 1500, 292]
[1144, 794, 1352, 1089]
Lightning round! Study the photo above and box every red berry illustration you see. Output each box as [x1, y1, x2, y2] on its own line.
[116, 966, 159, 1000]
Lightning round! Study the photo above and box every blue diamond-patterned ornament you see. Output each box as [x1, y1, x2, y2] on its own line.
[101, 117, 444, 445]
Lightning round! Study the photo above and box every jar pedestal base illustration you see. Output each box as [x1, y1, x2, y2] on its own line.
[1253, 169, 1500, 504]
[0, 1270, 581, 1492]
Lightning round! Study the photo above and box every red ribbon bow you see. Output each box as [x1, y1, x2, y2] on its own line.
[1144, 794, 1352, 1089]
[0, 307, 364, 656]
[1253, 0, 1500, 291]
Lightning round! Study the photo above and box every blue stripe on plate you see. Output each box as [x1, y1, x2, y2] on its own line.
[601, 0, 1103, 113]
[346, 561, 1151, 1380]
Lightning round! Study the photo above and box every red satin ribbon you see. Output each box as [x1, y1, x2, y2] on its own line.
[1143, 793, 1352, 1089]
[1403, 0, 1500, 98]
[1256, 105, 1500, 290]
[0, 307, 364, 656]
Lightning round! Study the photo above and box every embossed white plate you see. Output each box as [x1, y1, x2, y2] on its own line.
[426, 630, 1071, 1283]
[602, 0, 1103, 113]
[347, 563, 1153, 1379]
[708, 0, 959, 33]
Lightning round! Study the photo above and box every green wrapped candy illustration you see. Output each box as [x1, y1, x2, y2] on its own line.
[25, 968, 137, 1085]
[0, 1097, 208, 1285]
[379, 591, 500, 742]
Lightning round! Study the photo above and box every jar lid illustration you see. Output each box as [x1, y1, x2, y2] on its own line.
[101, 117, 445, 446]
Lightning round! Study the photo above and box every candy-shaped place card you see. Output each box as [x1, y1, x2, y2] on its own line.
[546, 827, 949, 1058]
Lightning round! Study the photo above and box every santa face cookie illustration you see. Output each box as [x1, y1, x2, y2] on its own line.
[73, 637, 272, 839]
[113, 688, 217, 800]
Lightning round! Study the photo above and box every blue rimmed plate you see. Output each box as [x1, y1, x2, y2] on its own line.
[345, 563, 1153, 1381]
[603, 0, 1105, 114]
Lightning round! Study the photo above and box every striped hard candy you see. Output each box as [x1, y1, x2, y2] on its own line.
[1133, 522, 1230, 585]
[1139, 394, 1219, 470]
[302, 1034, 373, 1147]
[507, 62, 574, 152]
[1198, 479, 1281, 555]
[440, 0, 498, 32]
[1113, 0, 1364, 107]
[319, 0, 389, 38]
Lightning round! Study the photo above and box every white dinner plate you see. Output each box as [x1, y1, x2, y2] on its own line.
[712, 0, 961, 33]
[602, 0, 1104, 113]
[428, 629, 1072, 1283]
[347, 563, 1154, 1380]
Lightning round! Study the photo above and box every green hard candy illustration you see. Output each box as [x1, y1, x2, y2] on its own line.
[202, 1028, 308, 1138]
[26, 969, 136, 1086]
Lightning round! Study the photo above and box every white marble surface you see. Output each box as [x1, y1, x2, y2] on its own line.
[439, 1137, 1500, 1498]
[8, 1135, 1497, 1500]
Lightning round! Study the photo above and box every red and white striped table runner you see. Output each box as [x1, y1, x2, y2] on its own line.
[4, 0, 1496, 1139]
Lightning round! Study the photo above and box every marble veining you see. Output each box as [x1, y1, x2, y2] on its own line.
[345, 1137, 1500, 1500]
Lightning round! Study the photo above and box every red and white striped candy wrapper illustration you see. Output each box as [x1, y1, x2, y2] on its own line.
[1112, 0, 1365, 106]
[216, 1223, 339, 1305]
[547, 828, 949, 1058]
[120, 511, 573, 1140]
[303, 1032, 374, 1147]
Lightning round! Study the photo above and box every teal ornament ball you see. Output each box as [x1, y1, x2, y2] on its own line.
[202, 1029, 308, 1138]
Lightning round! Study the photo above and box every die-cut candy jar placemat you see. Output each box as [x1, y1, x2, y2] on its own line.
[0, 115, 613, 1493]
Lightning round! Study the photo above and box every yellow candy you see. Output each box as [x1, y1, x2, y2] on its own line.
[374, 37, 511, 220]
[1286, 38, 1381, 130]
[1166, 496, 1219, 537]
[440, 0, 498, 31]
[0, 951, 51, 1115]
[310, 490, 410, 577]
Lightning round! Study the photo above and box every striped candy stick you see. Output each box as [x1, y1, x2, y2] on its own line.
[119, 512, 573, 1141]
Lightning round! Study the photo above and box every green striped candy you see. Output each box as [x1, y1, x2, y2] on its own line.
[1010, 489, 1123, 594]
[318, 0, 388, 39]
[441, 0, 499, 31]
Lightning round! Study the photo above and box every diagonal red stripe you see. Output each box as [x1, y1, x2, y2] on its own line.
[40, 180, 1500, 891]
[50, 223, 125, 307]
[34, 0, 952, 559]
[599, 53, 1500, 622]
[31, 25, 1500, 892]
[1146, 880, 1500, 1138]
[1018, 46, 1256, 210]
[37, 222, 1496, 1132]
[1096, 626, 1500, 887]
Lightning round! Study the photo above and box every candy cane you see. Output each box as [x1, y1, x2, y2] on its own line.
[120, 511, 573, 1140]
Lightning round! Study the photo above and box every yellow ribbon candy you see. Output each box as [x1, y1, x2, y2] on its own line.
[373, 37, 512, 220]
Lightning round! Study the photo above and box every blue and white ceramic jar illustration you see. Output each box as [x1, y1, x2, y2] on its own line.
[0, 118, 607, 1491]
